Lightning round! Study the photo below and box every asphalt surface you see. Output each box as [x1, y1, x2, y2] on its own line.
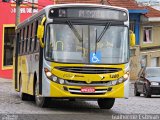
[0, 78, 160, 120]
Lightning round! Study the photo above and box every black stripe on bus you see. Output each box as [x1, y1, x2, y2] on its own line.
[39, 46, 43, 94]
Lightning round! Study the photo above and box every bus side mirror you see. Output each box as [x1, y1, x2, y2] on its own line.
[130, 30, 136, 47]
[37, 17, 46, 48]
[37, 25, 44, 48]
[37, 25, 44, 39]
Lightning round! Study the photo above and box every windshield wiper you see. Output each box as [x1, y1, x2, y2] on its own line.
[81, 28, 84, 56]
[67, 21, 85, 57]
[95, 28, 98, 53]
[67, 21, 82, 42]
[95, 22, 111, 53]
[96, 22, 111, 43]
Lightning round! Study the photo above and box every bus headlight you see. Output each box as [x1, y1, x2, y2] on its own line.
[111, 80, 117, 86]
[123, 72, 129, 80]
[116, 72, 129, 84]
[44, 68, 54, 80]
[59, 79, 65, 84]
[52, 76, 58, 82]
[44, 68, 65, 84]
[107, 72, 129, 86]
[118, 77, 124, 83]
[106, 80, 117, 86]
[46, 71, 52, 77]
[44, 68, 58, 82]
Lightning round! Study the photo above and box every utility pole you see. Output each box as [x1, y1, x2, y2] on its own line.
[32, 0, 34, 15]
[100, 0, 106, 5]
[15, 0, 22, 27]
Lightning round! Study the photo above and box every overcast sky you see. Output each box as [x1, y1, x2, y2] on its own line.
[136, 0, 160, 2]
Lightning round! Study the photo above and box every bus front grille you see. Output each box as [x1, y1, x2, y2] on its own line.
[55, 66, 122, 74]
[66, 80, 111, 86]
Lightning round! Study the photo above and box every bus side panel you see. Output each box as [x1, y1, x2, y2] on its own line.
[20, 53, 39, 95]
[21, 56, 29, 94]
[27, 53, 39, 95]
[42, 60, 51, 96]
[26, 54, 33, 95]
[124, 78, 130, 98]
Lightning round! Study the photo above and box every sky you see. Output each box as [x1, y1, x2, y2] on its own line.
[136, 0, 160, 2]
[136, 0, 160, 6]
[136, 0, 160, 11]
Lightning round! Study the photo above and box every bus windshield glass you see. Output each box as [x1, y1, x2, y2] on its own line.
[45, 23, 129, 64]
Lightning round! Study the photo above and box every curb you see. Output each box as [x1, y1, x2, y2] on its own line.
[0, 78, 12, 82]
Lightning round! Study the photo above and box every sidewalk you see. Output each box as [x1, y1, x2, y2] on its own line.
[0, 78, 12, 82]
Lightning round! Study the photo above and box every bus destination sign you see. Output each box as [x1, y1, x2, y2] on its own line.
[49, 7, 128, 21]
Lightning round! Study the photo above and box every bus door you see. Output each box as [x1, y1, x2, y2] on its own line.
[14, 33, 20, 90]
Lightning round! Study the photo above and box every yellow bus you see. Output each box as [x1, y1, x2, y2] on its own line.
[13, 4, 134, 109]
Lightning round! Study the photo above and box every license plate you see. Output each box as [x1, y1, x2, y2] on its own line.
[81, 87, 95, 93]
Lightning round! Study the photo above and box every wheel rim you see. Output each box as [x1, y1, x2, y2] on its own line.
[19, 84, 22, 98]
[19, 77, 22, 98]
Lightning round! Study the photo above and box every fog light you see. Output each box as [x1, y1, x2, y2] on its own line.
[59, 79, 65, 84]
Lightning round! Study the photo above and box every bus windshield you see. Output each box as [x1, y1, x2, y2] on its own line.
[45, 23, 129, 64]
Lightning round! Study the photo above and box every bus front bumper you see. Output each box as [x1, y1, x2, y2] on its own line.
[46, 80, 129, 99]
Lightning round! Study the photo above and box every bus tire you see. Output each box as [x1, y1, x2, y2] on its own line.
[134, 84, 140, 96]
[97, 98, 115, 109]
[19, 76, 28, 101]
[144, 85, 151, 98]
[34, 81, 49, 107]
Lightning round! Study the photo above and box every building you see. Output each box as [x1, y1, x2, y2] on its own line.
[136, 0, 160, 6]
[105, 0, 148, 79]
[106, 1, 160, 79]
[140, 6, 160, 67]
[2, 0, 160, 80]
[0, 0, 54, 79]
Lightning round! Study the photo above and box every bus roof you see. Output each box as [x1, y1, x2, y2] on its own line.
[44, 3, 128, 11]
[16, 4, 128, 30]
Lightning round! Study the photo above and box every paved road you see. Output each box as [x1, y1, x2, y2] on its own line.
[0, 79, 160, 120]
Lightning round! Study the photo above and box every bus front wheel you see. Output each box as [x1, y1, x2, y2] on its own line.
[97, 98, 115, 109]
[34, 82, 49, 107]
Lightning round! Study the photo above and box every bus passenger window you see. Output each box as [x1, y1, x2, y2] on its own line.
[34, 20, 39, 52]
[19, 30, 22, 54]
[17, 32, 21, 55]
[25, 26, 29, 53]
[22, 28, 25, 54]
[28, 24, 32, 52]
[31, 22, 36, 52]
